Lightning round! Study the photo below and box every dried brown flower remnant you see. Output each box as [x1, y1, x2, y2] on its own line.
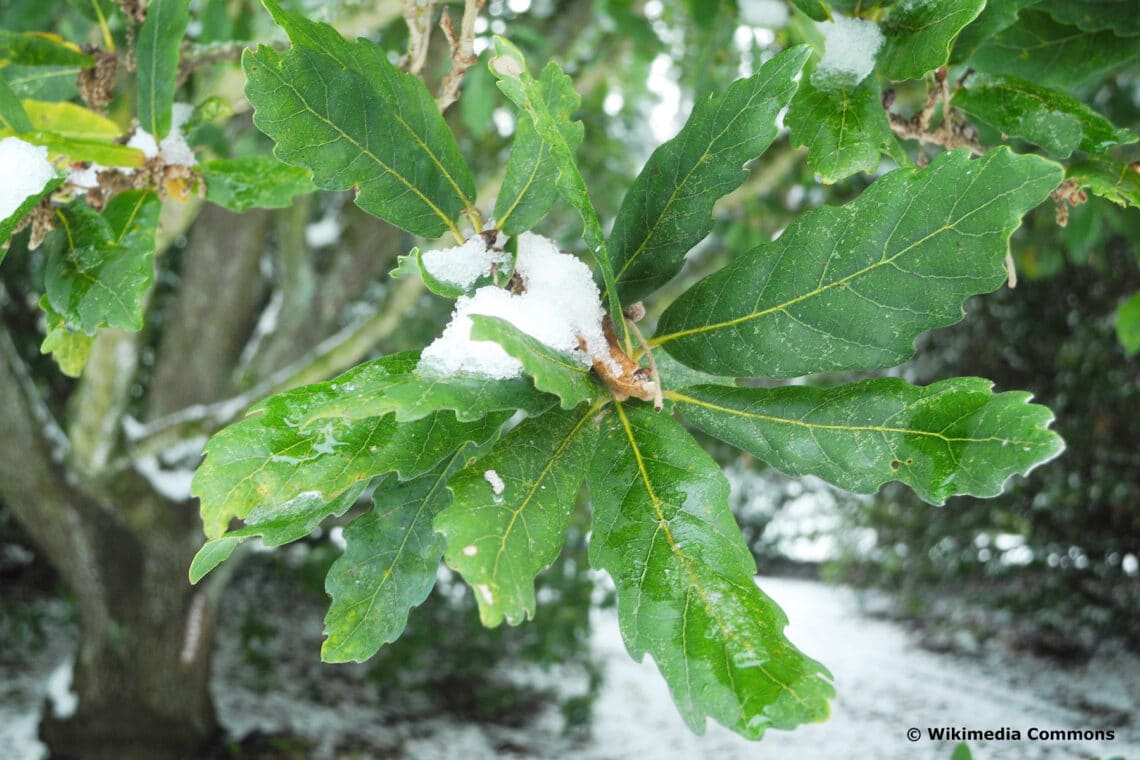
[584, 315, 660, 407]
[78, 50, 119, 110]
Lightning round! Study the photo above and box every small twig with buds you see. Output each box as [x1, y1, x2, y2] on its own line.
[436, 0, 485, 112]
[401, 0, 436, 75]
[884, 67, 983, 163]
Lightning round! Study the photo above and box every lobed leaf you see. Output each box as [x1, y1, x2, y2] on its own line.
[43, 190, 159, 332]
[609, 46, 809, 302]
[879, 0, 984, 80]
[435, 406, 600, 627]
[967, 10, 1140, 88]
[670, 378, 1064, 505]
[469, 315, 599, 409]
[247, 0, 476, 239]
[653, 148, 1062, 378]
[1067, 159, 1140, 208]
[588, 403, 833, 737]
[953, 76, 1137, 158]
[192, 353, 510, 538]
[136, 0, 190, 138]
[39, 297, 93, 376]
[298, 353, 555, 425]
[785, 73, 892, 184]
[494, 61, 584, 235]
[201, 156, 316, 212]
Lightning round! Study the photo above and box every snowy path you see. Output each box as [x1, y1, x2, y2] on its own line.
[4, 577, 1137, 759]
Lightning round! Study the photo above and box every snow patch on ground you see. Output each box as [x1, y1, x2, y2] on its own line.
[0, 137, 57, 221]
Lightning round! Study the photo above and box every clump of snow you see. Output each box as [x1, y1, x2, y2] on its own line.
[422, 235, 511, 290]
[738, 0, 789, 28]
[812, 14, 884, 89]
[417, 232, 613, 379]
[484, 469, 505, 496]
[66, 163, 104, 190]
[0, 137, 57, 221]
[127, 102, 197, 166]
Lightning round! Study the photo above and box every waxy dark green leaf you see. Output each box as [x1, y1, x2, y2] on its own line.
[494, 61, 584, 235]
[588, 404, 833, 737]
[785, 73, 892, 184]
[192, 353, 509, 537]
[43, 190, 159, 332]
[654, 148, 1062, 378]
[609, 46, 809, 302]
[671, 378, 1063, 505]
[243, 41, 475, 240]
[469, 315, 599, 409]
[953, 76, 1137, 158]
[136, 0, 190, 138]
[201, 156, 315, 212]
[298, 353, 555, 425]
[436, 406, 599, 627]
[968, 10, 1140, 88]
[879, 0, 984, 80]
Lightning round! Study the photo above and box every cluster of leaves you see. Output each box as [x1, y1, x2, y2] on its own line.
[179, 0, 1084, 739]
[0, 0, 313, 375]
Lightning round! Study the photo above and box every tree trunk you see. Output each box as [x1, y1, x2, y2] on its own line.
[38, 517, 222, 760]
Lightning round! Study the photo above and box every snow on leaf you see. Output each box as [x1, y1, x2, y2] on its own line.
[608, 46, 809, 302]
[435, 406, 600, 627]
[588, 404, 834, 738]
[671, 377, 1064, 506]
[653, 148, 1063, 378]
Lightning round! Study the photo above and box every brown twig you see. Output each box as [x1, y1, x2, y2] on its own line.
[884, 66, 983, 160]
[436, 0, 485, 112]
[401, 0, 436, 75]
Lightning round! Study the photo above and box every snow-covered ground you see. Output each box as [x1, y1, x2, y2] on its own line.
[3, 577, 1137, 759]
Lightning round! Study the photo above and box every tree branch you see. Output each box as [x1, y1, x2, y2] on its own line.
[436, 0, 484, 112]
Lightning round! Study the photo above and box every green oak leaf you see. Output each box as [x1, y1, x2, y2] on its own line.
[609, 46, 809, 302]
[201, 156, 316, 212]
[469, 315, 599, 409]
[136, 0, 190, 138]
[670, 377, 1063, 505]
[435, 405, 600, 627]
[43, 190, 160, 332]
[321, 462, 459, 662]
[2, 65, 81, 101]
[953, 76, 1137, 158]
[968, 10, 1140, 88]
[243, 44, 474, 241]
[653, 148, 1062, 378]
[298, 353, 555, 425]
[879, 0, 984, 80]
[951, 0, 1041, 62]
[788, 0, 831, 22]
[0, 75, 33, 133]
[1067, 159, 1140, 208]
[188, 535, 243, 584]
[1116, 291, 1140, 356]
[494, 60, 584, 235]
[192, 353, 509, 537]
[785, 72, 892, 184]
[38, 298, 93, 377]
[488, 37, 622, 327]
[1047, 1, 1140, 37]
[588, 403, 834, 737]
[0, 30, 93, 68]
[247, 0, 476, 240]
